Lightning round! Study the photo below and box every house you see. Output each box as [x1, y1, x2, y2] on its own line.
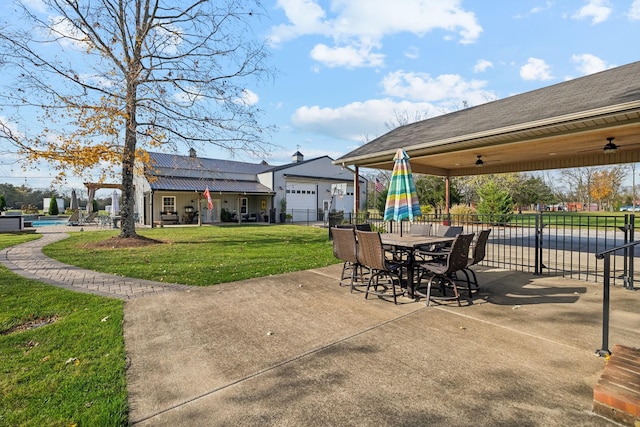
[133, 149, 367, 226]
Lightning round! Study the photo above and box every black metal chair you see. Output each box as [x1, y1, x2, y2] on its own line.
[415, 233, 475, 307]
[355, 230, 408, 304]
[331, 227, 367, 292]
[457, 229, 492, 298]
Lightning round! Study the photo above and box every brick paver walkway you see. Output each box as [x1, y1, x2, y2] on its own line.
[0, 231, 191, 300]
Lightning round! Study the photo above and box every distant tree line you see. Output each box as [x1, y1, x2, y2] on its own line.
[365, 165, 634, 219]
[0, 183, 111, 212]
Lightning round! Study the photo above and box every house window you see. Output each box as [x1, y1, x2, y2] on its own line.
[162, 196, 176, 213]
[240, 197, 248, 214]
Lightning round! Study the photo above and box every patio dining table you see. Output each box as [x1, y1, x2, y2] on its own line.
[379, 234, 455, 299]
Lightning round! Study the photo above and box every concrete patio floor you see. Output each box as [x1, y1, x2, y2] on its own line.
[124, 263, 640, 426]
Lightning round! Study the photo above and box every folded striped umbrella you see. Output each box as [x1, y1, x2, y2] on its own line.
[384, 149, 421, 227]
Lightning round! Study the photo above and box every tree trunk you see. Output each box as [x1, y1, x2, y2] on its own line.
[119, 80, 138, 238]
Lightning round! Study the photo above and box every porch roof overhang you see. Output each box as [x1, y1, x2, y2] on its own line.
[148, 176, 274, 195]
[334, 61, 640, 177]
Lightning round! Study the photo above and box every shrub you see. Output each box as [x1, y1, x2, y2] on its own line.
[450, 204, 478, 224]
[477, 181, 513, 225]
[420, 205, 432, 215]
[220, 208, 233, 222]
[22, 204, 39, 214]
[48, 195, 59, 216]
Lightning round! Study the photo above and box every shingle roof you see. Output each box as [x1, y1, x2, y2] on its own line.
[336, 60, 640, 163]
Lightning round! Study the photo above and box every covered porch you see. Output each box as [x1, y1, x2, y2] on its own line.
[336, 61, 640, 212]
[143, 177, 274, 226]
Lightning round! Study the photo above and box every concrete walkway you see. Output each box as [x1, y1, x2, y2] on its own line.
[3, 227, 640, 425]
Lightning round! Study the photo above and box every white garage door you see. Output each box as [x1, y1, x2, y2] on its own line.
[286, 183, 317, 211]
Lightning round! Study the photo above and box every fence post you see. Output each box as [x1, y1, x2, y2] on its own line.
[534, 212, 542, 275]
[596, 252, 612, 357]
[629, 215, 635, 290]
[622, 214, 629, 282]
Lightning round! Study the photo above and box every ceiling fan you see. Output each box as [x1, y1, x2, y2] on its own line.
[472, 155, 500, 167]
[578, 137, 640, 154]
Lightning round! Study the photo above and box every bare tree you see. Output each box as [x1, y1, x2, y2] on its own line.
[0, 0, 275, 237]
[559, 166, 627, 211]
[384, 109, 431, 131]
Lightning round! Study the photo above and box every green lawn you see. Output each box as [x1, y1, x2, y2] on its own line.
[0, 233, 127, 426]
[510, 211, 629, 228]
[42, 224, 338, 286]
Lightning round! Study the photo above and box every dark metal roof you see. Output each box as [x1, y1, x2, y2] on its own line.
[335, 60, 640, 176]
[147, 152, 272, 175]
[148, 177, 274, 194]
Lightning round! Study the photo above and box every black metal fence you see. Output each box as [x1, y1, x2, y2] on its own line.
[334, 211, 638, 287]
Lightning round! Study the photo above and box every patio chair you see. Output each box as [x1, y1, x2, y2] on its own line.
[409, 223, 432, 236]
[98, 215, 111, 229]
[355, 230, 408, 304]
[415, 233, 475, 307]
[422, 225, 463, 255]
[438, 225, 463, 237]
[456, 229, 492, 298]
[331, 227, 367, 292]
[82, 211, 99, 225]
[65, 210, 80, 226]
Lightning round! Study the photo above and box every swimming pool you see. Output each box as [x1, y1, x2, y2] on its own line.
[31, 219, 69, 227]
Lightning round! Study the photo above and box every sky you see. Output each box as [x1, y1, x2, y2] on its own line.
[1, 0, 640, 197]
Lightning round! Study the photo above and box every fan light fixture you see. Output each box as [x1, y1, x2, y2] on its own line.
[475, 155, 484, 167]
[603, 137, 618, 154]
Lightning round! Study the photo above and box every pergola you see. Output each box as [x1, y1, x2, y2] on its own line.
[84, 182, 123, 212]
[335, 61, 640, 212]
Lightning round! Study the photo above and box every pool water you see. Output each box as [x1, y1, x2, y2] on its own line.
[31, 219, 69, 227]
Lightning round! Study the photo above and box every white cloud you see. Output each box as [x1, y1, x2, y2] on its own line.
[153, 24, 184, 56]
[473, 59, 493, 73]
[520, 58, 553, 81]
[291, 98, 438, 141]
[628, 0, 640, 19]
[381, 70, 491, 107]
[571, 53, 610, 75]
[309, 43, 384, 68]
[238, 89, 260, 106]
[291, 69, 497, 142]
[48, 15, 91, 50]
[530, 1, 553, 14]
[22, 0, 48, 13]
[404, 46, 420, 60]
[270, 0, 482, 68]
[573, 0, 612, 24]
[269, 0, 329, 45]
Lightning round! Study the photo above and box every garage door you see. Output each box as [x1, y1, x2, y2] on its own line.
[286, 183, 317, 211]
